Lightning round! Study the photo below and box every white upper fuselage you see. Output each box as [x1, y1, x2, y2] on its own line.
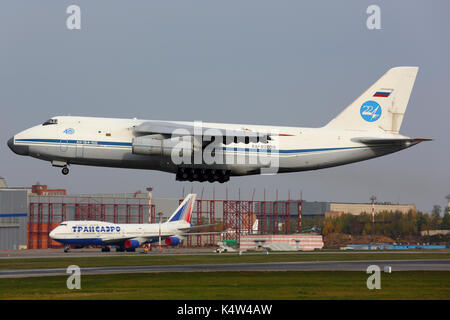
[9, 115, 413, 178]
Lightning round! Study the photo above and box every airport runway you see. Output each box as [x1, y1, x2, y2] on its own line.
[1, 248, 449, 259]
[1, 259, 450, 278]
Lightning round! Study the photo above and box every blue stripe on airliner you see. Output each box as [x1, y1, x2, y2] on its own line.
[15, 138, 367, 154]
[53, 238, 159, 245]
[52, 238, 106, 245]
[16, 138, 132, 147]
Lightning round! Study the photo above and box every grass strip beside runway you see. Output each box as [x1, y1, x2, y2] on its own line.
[0, 252, 449, 270]
[1, 271, 449, 300]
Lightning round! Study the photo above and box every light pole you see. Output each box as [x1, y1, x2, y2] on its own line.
[370, 195, 376, 243]
[158, 211, 163, 253]
[146, 187, 153, 223]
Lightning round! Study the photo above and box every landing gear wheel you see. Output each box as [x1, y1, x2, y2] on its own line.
[62, 167, 69, 175]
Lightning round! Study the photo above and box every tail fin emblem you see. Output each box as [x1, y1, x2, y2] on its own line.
[360, 101, 382, 122]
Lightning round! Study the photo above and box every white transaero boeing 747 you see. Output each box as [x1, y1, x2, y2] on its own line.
[49, 194, 200, 252]
[8, 67, 430, 183]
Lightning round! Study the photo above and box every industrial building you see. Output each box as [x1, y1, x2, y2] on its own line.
[240, 234, 324, 252]
[0, 178, 28, 250]
[328, 202, 416, 216]
[253, 199, 416, 231]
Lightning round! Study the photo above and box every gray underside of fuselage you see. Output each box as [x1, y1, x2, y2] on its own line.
[28, 143, 414, 176]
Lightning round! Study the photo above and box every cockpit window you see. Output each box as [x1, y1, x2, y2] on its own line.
[59, 223, 67, 226]
[43, 119, 58, 126]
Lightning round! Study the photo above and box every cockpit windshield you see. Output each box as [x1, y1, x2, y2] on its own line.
[59, 223, 67, 226]
[43, 119, 58, 126]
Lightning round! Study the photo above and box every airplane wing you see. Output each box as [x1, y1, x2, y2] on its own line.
[101, 235, 172, 246]
[180, 232, 224, 236]
[99, 236, 135, 244]
[134, 120, 292, 140]
[177, 223, 219, 232]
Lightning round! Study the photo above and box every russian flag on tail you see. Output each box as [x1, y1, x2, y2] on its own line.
[373, 89, 393, 98]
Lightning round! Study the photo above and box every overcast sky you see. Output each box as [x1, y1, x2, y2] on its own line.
[1, 1, 449, 212]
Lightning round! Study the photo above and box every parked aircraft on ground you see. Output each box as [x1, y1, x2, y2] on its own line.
[49, 194, 199, 252]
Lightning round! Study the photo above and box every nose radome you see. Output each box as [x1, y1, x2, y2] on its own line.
[7, 136, 29, 155]
[7, 137, 14, 151]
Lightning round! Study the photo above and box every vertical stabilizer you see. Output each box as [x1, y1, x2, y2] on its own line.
[167, 194, 196, 223]
[325, 67, 419, 133]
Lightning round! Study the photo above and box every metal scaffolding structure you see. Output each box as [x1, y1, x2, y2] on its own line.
[181, 188, 303, 247]
[222, 200, 303, 244]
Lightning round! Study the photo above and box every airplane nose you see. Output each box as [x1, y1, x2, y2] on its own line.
[49, 229, 56, 238]
[7, 136, 29, 155]
[7, 137, 14, 150]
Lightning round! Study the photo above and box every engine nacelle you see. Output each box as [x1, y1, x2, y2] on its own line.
[124, 239, 141, 249]
[165, 236, 181, 246]
[132, 135, 199, 158]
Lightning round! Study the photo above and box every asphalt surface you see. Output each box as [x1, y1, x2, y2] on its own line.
[1, 259, 450, 278]
[1, 248, 449, 259]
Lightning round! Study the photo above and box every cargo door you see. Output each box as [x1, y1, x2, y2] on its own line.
[76, 140, 84, 158]
[60, 139, 68, 152]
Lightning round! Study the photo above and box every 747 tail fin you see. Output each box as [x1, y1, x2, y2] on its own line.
[167, 194, 196, 223]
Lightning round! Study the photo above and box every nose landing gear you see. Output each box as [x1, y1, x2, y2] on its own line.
[51, 160, 69, 175]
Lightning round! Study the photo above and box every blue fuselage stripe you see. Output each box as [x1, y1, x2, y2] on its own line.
[53, 238, 110, 245]
[16, 138, 367, 154]
[16, 138, 132, 147]
[52, 238, 158, 245]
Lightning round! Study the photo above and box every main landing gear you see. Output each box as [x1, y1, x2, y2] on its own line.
[176, 168, 231, 183]
[62, 166, 69, 175]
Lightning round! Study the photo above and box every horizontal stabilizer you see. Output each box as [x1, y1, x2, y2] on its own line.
[352, 137, 432, 145]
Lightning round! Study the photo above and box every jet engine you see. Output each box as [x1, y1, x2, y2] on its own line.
[132, 134, 200, 157]
[165, 236, 182, 246]
[124, 239, 142, 249]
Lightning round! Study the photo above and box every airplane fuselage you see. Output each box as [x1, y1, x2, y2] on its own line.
[8, 116, 418, 181]
[49, 220, 189, 246]
[7, 67, 427, 182]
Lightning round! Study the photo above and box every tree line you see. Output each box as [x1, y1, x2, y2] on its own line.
[320, 205, 450, 238]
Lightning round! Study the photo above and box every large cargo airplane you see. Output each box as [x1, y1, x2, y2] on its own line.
[8, 67, 430, 183]
[49, 194, 198, 252]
